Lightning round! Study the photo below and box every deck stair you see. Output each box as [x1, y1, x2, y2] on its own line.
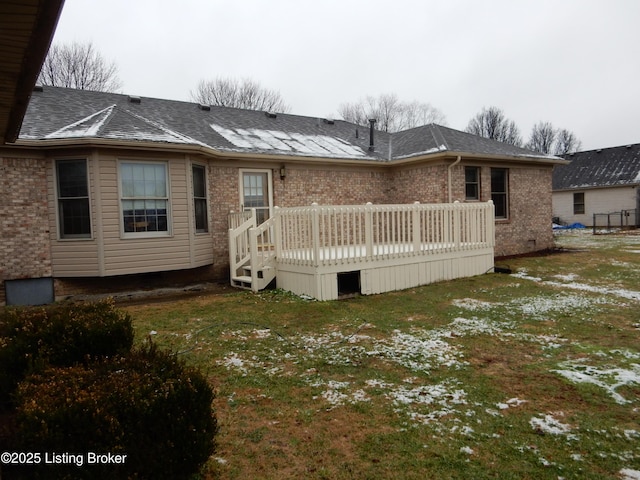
[229, 209, 277, 291]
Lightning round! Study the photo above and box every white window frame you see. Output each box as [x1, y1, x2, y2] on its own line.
[54, 158, 92, 240]
[118, 160, 171, 238]
[191, 163, 209, 234]
[464, 166, 481, 201]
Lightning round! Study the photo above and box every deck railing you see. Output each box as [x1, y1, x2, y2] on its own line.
[274, 201, 495, 268]
[230, 202, 495, 289]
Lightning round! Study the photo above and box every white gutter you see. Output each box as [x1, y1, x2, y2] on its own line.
[447, 155, 462, 203]
[11, 139, 570, 168]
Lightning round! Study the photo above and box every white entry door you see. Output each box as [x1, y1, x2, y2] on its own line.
[241, 170, 272, 225]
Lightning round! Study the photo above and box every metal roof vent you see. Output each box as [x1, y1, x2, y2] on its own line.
[198, 104, 211, 111]
[323, 118, 335, 125]
[265, 112, 277, 119]
[128, 95, 141, 104]
[368, 119, 377, 152]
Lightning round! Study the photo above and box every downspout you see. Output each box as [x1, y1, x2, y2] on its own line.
[447, 155, 462, 203]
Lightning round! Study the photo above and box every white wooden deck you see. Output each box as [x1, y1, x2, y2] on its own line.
[229, 202, 495, 300]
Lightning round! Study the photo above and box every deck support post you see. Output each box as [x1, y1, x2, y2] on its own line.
[365, 202, 374, 259]
[453, 201, 461, 248]
[274, 206, 282, 259]
[412, 201, 421, 254]
[311, 203, 320, 267]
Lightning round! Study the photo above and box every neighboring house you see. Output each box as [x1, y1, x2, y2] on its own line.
[553, 144, 640, 227]
[1, 86, 565, 304]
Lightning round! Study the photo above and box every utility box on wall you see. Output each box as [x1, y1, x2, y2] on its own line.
[5, 278, 54, 306]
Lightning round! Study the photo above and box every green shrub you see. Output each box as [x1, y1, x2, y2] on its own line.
[0, 300, 133, 406]
[12, 344, 217, 480]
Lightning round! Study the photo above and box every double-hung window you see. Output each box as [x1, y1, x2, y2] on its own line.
[192, 165, 208, 233]
[120, 162, 169, 235]
[465, 166, 480, 201]
[491, 168, 509, 219]
[56, 159, 91, 239]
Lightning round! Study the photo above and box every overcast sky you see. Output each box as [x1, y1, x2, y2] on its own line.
[50, 0, 639, 150]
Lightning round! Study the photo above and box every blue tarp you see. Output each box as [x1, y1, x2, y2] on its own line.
[553, 223, 586, 230]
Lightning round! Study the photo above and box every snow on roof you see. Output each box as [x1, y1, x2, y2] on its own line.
[44, 104, 210, 146]
[45, 105, 115, 139]
[124, 109, 207, 146]
[210, 123, 366, 157]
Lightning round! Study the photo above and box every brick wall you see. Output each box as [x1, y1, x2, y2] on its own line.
[273, 166, 388, 207]
[0, 156, 52, 305]
[394, 162, 555, 257]
[391, 164, 450, 204]
[209, 165, 240, 279]
[491, 167, 554, 257]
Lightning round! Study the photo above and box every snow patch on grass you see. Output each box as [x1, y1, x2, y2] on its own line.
[513, 270, 640, 302]
[553, 360, 640, 404]
[620, 469, 640, 480]
[529, 413, 573, 436]
[373, 330, 465, 372]
[451, 298, 495, 311]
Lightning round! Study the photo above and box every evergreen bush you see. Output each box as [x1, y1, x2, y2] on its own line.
[13, 344, 217, 479]
[0, 300, 133, 405]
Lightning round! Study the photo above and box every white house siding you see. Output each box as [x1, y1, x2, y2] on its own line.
[48, 151, 214, 278]
[47, 155, 100, 277]
[553, 185, 639, 226]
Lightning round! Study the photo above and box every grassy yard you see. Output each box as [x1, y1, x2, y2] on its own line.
[124, 231, 640, 480]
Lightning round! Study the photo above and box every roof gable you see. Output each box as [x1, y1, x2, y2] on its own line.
[553, 144, 640, 190]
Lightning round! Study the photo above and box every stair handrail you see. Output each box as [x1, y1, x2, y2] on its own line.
[228, 209, 256, 283]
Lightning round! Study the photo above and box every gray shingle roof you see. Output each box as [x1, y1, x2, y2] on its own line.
[553, 144, 640, 190]
[392, 124, 553, 160]
[19, 86, 561, 164]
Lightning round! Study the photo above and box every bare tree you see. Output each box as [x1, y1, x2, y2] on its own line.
[37, 41, 122, 92]
[338, 93, 447, 132]
[398, 100, 448, 131]
[526, 122, 582, 155]
[526, 122, 557, 154]
[190, 77, 291, 113]
[465, 106, 522, 146]
[554, 128, 582, 155]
